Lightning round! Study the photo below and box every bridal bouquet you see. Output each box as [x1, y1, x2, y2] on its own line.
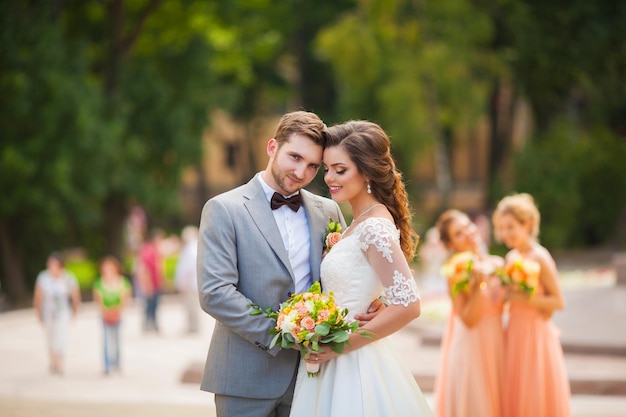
[249, 281, 368, 377]
[499, 256, 540, 296]
[441, 251, 476, 296]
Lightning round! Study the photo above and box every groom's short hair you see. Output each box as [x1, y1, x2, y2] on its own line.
[274, 111, 327, 148]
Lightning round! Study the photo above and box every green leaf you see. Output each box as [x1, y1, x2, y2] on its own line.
[330, 343, 345, 354]
[312, 340, 320, 351]
[326, 330, 349, 343]
[269, 333, 281, 349]
[315, 322, 331, 336]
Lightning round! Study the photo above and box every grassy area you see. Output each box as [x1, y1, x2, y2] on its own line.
[65, 256, 179, 291]
[65, 259, 98, 290]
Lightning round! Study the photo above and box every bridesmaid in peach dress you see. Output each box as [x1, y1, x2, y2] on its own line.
[493, 194, 571, 417]
[433, 210, 505, 417]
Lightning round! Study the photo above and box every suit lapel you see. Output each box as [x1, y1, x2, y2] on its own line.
[244, 177, 294, 278]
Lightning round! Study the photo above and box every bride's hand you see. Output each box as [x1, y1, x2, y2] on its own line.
[354, 298, 386, 327]
[307, 347, 340, 364]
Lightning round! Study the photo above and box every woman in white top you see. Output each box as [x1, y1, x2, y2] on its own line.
[33, 252, 81, 375]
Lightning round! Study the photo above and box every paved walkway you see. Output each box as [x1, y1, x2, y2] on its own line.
[0, 298, 216, 417]
[1, 257, 626, 416]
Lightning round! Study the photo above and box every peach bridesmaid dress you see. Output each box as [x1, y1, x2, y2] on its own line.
[504, 281, 571, 417]
[435, 281, 504, 417]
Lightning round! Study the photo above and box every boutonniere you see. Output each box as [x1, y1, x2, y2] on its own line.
[323, 218, 342, 252]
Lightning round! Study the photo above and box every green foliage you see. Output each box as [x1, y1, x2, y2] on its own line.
[179, 0, 354, 121]
[511, 125, 582, 247]
[65, 260, 98, 290]
[2, 0, 626, 304]
[0, 1, 214, 299]
[505, 0, 626, 130]
[315, 0, 497, 172]
[511, 120, 626, 248]
[163, 255, 178, 283]
[0, 3, 118, 283]
[575, 130, 626, 245]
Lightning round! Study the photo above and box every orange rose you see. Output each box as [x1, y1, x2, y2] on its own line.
[291, 327, 301, 340]
[503, 257, 540, 296]
[300, 316, 316, 330]
[510, 268, 524, 283]
[294, 301, 308, 316]
[526, 274, 539, 289]
[325, 232, 342, 250]
[441, 251, 475, 296]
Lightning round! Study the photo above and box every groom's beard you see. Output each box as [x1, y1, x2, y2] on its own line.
[270, 164, 307, 196]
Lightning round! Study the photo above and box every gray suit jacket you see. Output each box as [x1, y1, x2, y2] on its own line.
[197, 174, 345, 399]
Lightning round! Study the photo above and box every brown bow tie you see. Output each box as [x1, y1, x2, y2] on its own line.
[271, 192, 303, 211]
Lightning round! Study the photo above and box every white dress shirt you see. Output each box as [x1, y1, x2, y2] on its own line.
[258, 173, 312, 294]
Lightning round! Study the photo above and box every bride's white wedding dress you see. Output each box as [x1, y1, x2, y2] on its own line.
[290, 217, 434, 417]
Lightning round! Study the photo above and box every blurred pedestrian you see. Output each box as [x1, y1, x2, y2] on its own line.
[93, 255, 132, 375]
[493, 193, 571, 417]
[33, 252, 81, 375]
[174, 225, 200, 334]
[434, 209, 505, 417]
[136, 229, 165, 333]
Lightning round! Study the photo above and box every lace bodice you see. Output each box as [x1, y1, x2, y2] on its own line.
[320, 217, 420, 320]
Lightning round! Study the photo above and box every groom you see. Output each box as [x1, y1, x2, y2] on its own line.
[197, 111, 381, 417]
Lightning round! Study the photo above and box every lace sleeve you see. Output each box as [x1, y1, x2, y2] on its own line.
[356, 218, 420, 307]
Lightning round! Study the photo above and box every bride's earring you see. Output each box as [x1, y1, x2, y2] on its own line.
[367, 182, 372, 194]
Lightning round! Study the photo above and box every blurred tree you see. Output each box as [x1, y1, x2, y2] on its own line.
[316, 0, 497, 208]
[513, 122, 626, 249]
[482, 0, 626, 247]
[198, 0, 354, 185]
[3, 0, 625, 304]
[204, 0, 353, 122]
[0, 2, 116, 302]
[0, 0, 215, 303]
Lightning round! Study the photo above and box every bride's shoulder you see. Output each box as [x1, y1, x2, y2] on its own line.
[354, 216, 399, 238]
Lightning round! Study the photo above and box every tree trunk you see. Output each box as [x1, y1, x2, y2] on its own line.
[101, 0, 163, 258]
[104, 195, 127, 260]
[0, 220, 28, 304]
[104, 0, 163, 97]
[610, 203, 626, 249]
[105, 0, 124, 98]
[486, 78, 514, 205]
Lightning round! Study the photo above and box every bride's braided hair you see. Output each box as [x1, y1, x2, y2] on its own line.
[325, 121, 419, 261]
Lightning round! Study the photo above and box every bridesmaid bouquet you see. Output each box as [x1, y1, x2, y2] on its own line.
[499, 256, 540, 296]
[249, 281, 370, 377]
[441, 251, 476, 296]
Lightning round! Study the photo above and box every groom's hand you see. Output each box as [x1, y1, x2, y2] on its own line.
[354, 298, 386, 327]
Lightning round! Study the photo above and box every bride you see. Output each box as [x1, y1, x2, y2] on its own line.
[289, 121, 434, 416]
